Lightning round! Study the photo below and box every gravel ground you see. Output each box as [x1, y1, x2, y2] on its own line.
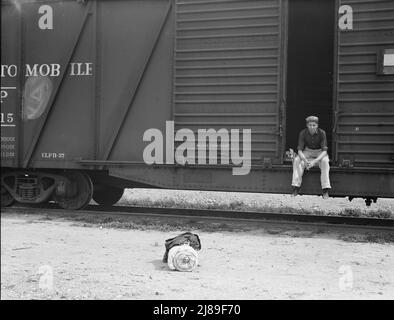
[117, 189, 394, 219]
[1, 212, 393, 300]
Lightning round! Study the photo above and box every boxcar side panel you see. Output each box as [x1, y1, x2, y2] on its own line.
[1, 0, 174, 169]
[99, 0, 174, 162]
[335, 0, 394, 167]
[24, 1, 96, 168]
[1, 3, 21, 168]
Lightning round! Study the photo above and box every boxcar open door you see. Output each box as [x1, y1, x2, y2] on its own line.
[285, 0, 335, 156]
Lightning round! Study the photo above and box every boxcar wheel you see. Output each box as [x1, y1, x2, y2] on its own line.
[1, 185, 15, 207]
[56, 172, 93, 210]
[93, 185, 124, 206]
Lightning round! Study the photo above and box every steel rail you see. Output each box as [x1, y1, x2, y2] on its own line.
[2, 204, 394, 232]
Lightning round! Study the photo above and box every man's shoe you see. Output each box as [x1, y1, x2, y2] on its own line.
[291, 187, 300, 197]
[322, 188, 330, 199]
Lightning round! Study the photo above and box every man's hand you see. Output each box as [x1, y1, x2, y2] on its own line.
[306, 159, 317, 170]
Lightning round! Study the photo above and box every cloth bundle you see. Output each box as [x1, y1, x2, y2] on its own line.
[167, 244, 198, 272]
[163, 232, 201, 272]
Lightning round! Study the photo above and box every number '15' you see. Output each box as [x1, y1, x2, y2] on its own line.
[1, 113, 14, 123]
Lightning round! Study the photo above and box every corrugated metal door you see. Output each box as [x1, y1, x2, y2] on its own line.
[334, 0, 394, 167]
[174, 0, 285, 165]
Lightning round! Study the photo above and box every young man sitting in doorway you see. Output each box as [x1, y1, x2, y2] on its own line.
[291, 116, 331, 199]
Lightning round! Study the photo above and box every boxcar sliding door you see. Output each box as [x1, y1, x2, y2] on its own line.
[173, 0, 287, 165]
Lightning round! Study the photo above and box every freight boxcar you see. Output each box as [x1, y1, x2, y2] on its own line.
[1, 0, 393, 209]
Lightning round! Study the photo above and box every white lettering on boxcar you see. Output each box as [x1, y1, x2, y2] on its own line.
[69, 63, 93, 76]
[0, 90, 9, 103]
[338, 5, 353, 30]
[0, 86, 16, 104]
[2, 63, 95, 79]
[25, 64, 61, 77]
[0, 113, 14, 124]
[38, 5, 53, 30]
[41, 152, 65, 159]
[1, 65, 18, 77]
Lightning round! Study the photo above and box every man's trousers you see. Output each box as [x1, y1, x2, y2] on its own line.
[291, 148, 331, 189]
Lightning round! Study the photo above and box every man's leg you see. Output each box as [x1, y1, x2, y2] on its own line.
[318, 155, 331, 189]
[292, 156, 305, 188]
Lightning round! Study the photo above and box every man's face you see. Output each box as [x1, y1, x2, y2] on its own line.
[307, 122, 318, 134]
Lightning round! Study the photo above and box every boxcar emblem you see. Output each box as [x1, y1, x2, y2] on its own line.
[22, 76, 53, 121]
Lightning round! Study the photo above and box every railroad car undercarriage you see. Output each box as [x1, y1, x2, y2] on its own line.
[1, 166, 392, 209]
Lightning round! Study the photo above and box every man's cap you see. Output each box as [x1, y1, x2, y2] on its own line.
[305, 116, 319, 124]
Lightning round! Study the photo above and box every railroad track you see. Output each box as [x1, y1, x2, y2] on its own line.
[2, 204, 394, 232]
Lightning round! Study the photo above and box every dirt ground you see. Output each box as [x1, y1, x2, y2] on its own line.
[1, 212, 393, 300]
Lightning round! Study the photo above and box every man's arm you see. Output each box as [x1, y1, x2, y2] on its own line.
[297, 130, 309, 163]
[307, 150, 327, 169]
[298, 149, 308, 162]
[314, 150, 328, 163]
